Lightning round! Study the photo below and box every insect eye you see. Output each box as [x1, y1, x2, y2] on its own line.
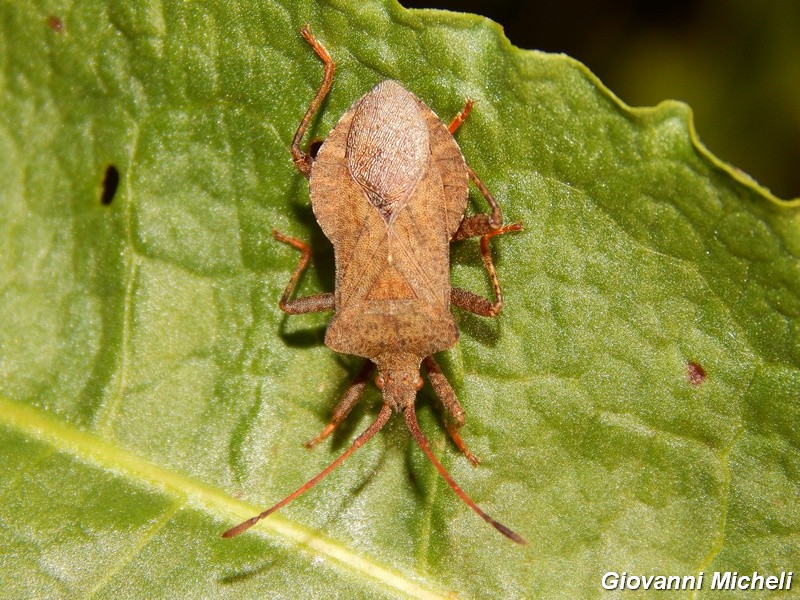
[375, 374, 385, 389]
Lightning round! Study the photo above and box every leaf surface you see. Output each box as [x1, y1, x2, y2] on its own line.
[1, 0, 798, 598]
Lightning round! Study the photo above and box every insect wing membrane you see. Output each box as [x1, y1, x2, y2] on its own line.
[346, 81, 429, 222]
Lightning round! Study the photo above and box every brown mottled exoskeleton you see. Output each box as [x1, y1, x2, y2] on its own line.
[223, 27, 524, 544]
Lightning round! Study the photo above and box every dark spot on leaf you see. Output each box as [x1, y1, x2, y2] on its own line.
[309, 139, 324, 159]
[47, 16, 64, 32]
[687, 361, 706, 385]
[100, 165, 120, 205]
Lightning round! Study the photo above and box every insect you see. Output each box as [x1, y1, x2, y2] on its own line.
[223, 27, 524, 544]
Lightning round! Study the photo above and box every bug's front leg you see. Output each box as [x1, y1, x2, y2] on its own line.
[422, 356, 479, 466]
[273, 230, 334, 314]
[305, 361, 375, 448]
[291, 26, 335, 178]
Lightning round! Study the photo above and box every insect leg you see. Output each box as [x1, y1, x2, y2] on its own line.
[422, 356, 479, 466]
[449, 166, 521, 317]
[305, 361, 375, 448]
[273, 230, 335, 314]
[291, 26, 336, 178]
[452, 167, 523, 241]
[447, 98, 474, 134]
[450, 225, 521, 317]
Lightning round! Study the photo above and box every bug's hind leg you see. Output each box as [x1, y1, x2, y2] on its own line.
[305, 362, 375, 448]
[447, 101, 521, 242]
[422, 356, 479, 467]
[291, 26, 336, 178]
[447, 98, 474, 134]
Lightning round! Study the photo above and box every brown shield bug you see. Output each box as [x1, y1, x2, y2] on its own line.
[223, 27, 524, 544]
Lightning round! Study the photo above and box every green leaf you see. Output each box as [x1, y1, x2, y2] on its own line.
[1, 0, 798, 598]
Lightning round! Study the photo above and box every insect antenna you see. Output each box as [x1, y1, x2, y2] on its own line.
[222, 402, 393, 538]
[403, 404, 527, 545]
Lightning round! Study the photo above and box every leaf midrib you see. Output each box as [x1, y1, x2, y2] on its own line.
[0, 395, 448, 600]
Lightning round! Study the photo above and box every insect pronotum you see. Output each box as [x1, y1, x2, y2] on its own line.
[223, 27, 525, 544]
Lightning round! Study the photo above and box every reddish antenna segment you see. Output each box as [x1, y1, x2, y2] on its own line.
[222, 404, 392, 538]
[223, 401, 526, 545]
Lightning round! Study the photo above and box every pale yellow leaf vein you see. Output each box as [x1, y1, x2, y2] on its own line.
[0, 396, 448, 600]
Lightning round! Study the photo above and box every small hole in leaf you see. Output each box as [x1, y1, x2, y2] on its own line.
[47, 15, 64, 32]
[687, 361, 706, 386]
[100, 165, 120, 205]
[309, 139, 324, 159]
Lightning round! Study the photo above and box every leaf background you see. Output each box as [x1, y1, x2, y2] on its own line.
[403, 0, 800, 201]
[1, 0, 798, 598]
